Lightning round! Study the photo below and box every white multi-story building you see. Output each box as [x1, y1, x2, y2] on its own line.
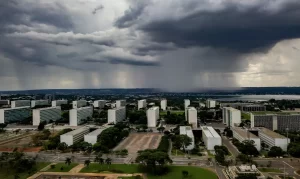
[184, 99, 190, 108]
[84, 126, 111, 145]
[60, 127, 90, 146]
[250, 112, 300, 132]
[186, 107, 197, 128]
[108, 107, 126, 124]
[257, 127, 290, 151]
[11, 100, 31, 108]
[232, 127, 261, 151]
[206, 100, 216, 108]
[93, 100, 106, 108]
[31, 100, 49, 108]
[32, 107, 61, 126]
[0, 107, 31, 123]
[72, 100, 87, 109]
[201, 126, 222, 150]
[69, 106, 93, 126]
[223, 107, 241, 127]
[160, 99, 167, 111]
[138, 99, 147, 110]
[52, 100, 68, 107]
[147, 106, 159, 127]
[116, 100, 126, 108]
[180, 126, 195, 150]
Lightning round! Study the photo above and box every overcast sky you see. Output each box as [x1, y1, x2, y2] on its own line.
[1, 0, 300, 91]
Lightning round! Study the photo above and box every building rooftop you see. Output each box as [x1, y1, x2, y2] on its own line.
[148, 106, 159, 110]
[85, 127, 110, 136]
[201, 126, 221, 138]
[33, 106, 60, 111]
[62, 127, 89, 136]
[109, 107, 126, 111]
[232, 127, 259, 139]
[187, 107, 197, 111]
[258, 127, 287, 139]
[1, 106, 31, 111]
[180, 126, 194, 138]
[252, 111, 300, 115]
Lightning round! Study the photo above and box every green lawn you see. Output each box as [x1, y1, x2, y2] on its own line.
[241, 112, 251, 120]
[258, 168, 283, 173]
[46, 163, 78, 172]
[80, 164, 217, 179]
[160, 111, 184, 116]
[80, 164, 139, 173]
[0, 162, 50, 179]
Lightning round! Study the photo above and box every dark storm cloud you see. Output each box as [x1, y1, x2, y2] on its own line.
[83, 57, 159, 67]
[116, 1, 300, 52]
[92, 5, 104, 15]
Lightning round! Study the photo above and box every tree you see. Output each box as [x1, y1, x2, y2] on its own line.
[226, 129, 233, 138]
[182, 170, 189, 178]
[0, 123, 7, 132]
[84, 160, 90, 167]
[157, 126, 165, 133]
[214, 145, 229, 155]
[172, 135, 192, 151]
[65, 157, 72, 166]
[215, 149, 225, 164]
[268, 146, 284, 157]
[57, 142, 68, 151]
[37, 122, 46, 131]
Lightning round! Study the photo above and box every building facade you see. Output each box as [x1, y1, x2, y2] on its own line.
[31, 100, 49, 108]
[186, 107, 197, 128]
[250, 113, 300, 132]
[72, 100, 87, 109]
[232, 127, 261, 151]
[84, 126, 111, 145]
[116, 100, 126, 108]
[51, 100, 68, 107]
[206, 100, 216, 108]
[160, 99, 167, 111]
[147, 106, 159, 127]
[11, 100, 31, 108]
[60, 127, 90, 146]
[93, 100, 106, 108]
[201, 126, 222, 150]
[223, 107, 241, 127]
[69, 106, 93, 126]
[180, 126, 195, 150]
[33, 107, 61, 126]
[0, 100, 9, 105]
[221, 103, 266, 112]
[184, 99, 190, 108]
[108, 107, 126, 124]
[0, 107, 31, 123]
[257, 127, 290, 151]
[138, 99, 147, 110]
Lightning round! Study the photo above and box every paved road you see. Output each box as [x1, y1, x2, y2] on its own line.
[221, 136, 239, 157]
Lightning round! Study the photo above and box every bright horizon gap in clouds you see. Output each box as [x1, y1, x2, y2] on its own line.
[1, 0, 300, 92]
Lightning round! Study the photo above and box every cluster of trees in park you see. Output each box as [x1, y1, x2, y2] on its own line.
[31, 129, 52, 146]
[268, 99, 300, 110]
[232, 139, 259, 156]
[171, 134, 192, 152]
[275, 130, 300, 158]
[157, 136, 170, 153]
[287, 143, 300, 158]
[163, 111, 186, 124]
[214, 145, 231, 166]
[127, 110, 147, 124]
[136, 149, 173, 175]
[0, 151, 38, 178]
[268, 146, 285, 157]
[223, 127, 233, 138]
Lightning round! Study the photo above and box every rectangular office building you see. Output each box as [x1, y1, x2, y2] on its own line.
[69, 106, 93, 126]
[60, 127, 90, 146]
[138, 99, 147, 110]
[184, 99, 190, 108]
[160, 99, 167, 111]
[84, 126, 111, 145]
[0, 100, 10, 105]
[11, 100, 31, 108]
[223, 107, 241, 127]
[93, 100, 106, 108]
[52, 100, 68, 107]
[33, 107, 61, 126]
[180, 126, 195, 150]
[201, 126, 222, 150]
[72, 100, 87, 109]
[108, 107, 126, 124]
[206, 100, 216, 108]
[147, 106, 159, 127]
[116, 100, 126, 108]
[232, 127, 261, 151]
[31, 100, 49, 108]
[250, 112, 300, 132]
[257, 127, 290, 151]
[186, 107, 197, 128]
[0, 107, 31, 123]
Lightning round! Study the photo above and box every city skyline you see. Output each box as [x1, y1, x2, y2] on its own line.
[1, 0, 300, 91]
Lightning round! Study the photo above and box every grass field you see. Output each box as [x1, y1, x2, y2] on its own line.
[0, 162, 50, 179]
[46, 163, 78, 172]
[80, 164, 217, 179]
[241, 112, 251, 120]
[160, 111, 184, 116]
[258, 168, 283, 173]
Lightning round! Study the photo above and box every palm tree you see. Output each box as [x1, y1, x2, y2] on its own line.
[105, 158, 112, 168]
[65, 157, 72, 166]
[99, 158, 104, 165]
[84, 160, 91, 167]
